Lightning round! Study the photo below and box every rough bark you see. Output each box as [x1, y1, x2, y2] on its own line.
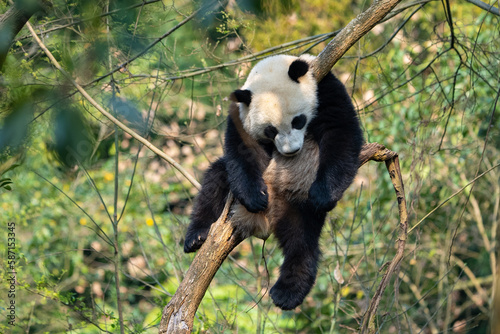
[158, 193, 241, 333]
[159, 143, 407, 333]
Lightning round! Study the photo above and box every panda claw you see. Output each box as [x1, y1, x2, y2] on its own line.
[184, 227, 209, 253]
[240, 190, 268, 213]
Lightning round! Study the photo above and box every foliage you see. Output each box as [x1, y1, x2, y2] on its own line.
[0, 0, 499, 333]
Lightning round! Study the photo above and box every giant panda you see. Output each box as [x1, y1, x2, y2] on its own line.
[184, 54, 364, 310]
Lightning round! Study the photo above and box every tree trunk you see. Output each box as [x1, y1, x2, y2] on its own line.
[0, 0, 46, 70]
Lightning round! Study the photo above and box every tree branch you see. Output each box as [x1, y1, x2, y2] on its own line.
[464, 0, 500, 16]
[158, 143, 407, 333]
[158, 192, 240, 333]
[26, 20, 201, 190]
[0, 0, 48, 70]
[360, 154, 408, 333]
[312, 0, 404, 81]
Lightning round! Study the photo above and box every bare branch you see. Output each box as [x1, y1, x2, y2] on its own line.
[312, 0, 404, 81]
[464, 0, 500, 16]
[158, 193, 240, 334]
[360, 154, 408, 333]
[26, 21, 202, 190]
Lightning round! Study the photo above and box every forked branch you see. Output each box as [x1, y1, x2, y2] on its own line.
[158, 143, 408, 333]
[360, 153, 408, 333]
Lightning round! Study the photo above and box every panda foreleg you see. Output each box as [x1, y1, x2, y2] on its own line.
[270, 202, 326, 310]
[184, 158, 229, 253]
[224, 115, 269, 213]
[308, 129, 362, 212]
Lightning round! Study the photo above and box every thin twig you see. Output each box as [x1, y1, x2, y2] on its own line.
[15, 0, 165, 42]
[25, 21, 201, 190]
[409, 162, 500, 234]
[464, 0, 500, 16]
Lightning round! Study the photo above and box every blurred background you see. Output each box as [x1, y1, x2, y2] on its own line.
[0, 0, 499, 332]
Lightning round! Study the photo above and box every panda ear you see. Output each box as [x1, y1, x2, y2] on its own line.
[288, 59, 309, 83]
[230, 89, 252, 106]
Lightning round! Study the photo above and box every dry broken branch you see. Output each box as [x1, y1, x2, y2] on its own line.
[360, 154, 408, 333]
[159, 143, 408, 333]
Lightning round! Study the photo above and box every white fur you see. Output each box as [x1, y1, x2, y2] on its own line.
[238, 55, 318, 156]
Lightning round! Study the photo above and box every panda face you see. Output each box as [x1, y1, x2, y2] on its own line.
[234, 55, 318, 157]
[263, 113, 308, 156]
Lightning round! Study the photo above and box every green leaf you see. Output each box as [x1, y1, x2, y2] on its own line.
[0, 179, 13, 187]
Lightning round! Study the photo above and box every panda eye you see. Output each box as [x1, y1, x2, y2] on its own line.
[264, 125, 278, 140]
[292, 114, 307, 130]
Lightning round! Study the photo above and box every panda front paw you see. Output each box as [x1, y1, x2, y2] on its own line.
[308, 181, 339, 212]
[183, 227, 210, 253]
[237, 184, 268, 213]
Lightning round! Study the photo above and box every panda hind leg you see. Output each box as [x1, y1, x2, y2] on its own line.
[184, 158, 229, 253]
[270, 203, 326, 310]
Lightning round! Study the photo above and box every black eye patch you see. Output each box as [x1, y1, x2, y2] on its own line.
[291, 114, 307, 130]
[264, 125, 278, 140]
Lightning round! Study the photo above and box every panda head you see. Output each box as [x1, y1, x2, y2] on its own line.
[231, 55, 318, 157]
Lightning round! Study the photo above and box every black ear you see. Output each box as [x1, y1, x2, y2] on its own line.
[231, 89, 252, 106]
[288, 59, 309, 83]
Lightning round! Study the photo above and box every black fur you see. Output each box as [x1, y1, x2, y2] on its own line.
[291, 114, 307, 130]
[232, 89, 252, 106]
[288, 59, 309, 83]
[270, 202, 325, 310]
[268, 72, 363, 309]
[264, 125, 278, 139]
[184, 61, 363, 309]
[307, 72, 363, 212]
[224, 115, 271, 213]
[184, 158, 229, 253]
